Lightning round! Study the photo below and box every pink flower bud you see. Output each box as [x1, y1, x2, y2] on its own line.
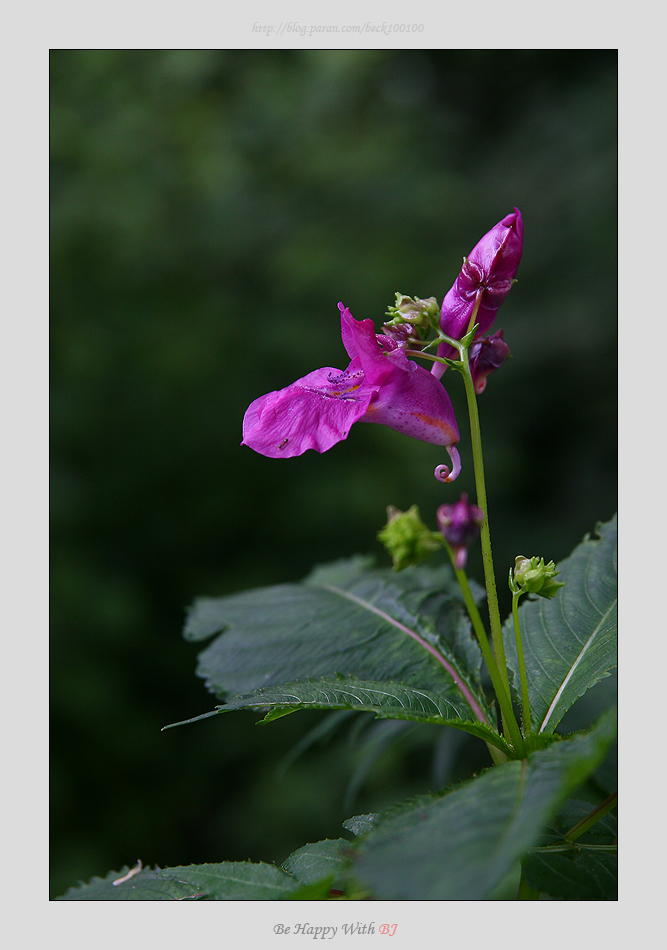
[436, 493, 485, 569]
[434, 209, 522, 380]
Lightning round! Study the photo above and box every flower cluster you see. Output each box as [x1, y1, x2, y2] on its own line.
[241, 210, 522, 481]
[377, 505, 443, 572]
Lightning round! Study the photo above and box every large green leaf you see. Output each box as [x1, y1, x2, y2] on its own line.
[184, 559, 492, 727]
[503, 516, 617, 735]
[166, 675, 511, 753]
[352, 709, 616, 900]
[522, 800, 617, 900]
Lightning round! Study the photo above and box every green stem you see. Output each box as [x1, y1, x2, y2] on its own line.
[458, 348, 513, 712]
[431, 322, 521, 752]
[404, 349, 444, 362]
[512, 591, 532, 736]
[444, 541, 523, 753]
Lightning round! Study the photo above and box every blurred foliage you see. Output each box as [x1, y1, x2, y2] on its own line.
[50, 49, 617, 898]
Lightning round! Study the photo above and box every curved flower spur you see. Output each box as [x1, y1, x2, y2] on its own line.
[242, 303, 461, 478]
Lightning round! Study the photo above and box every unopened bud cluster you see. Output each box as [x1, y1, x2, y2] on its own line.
[509, 556, 565, 599]
[384, 293, 439, 332]
[377, 504, 443, 571]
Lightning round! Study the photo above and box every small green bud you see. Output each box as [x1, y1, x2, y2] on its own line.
[510, 555, 565, 599]
[377, 504, 442, 571]
[385, 293, 440, 329]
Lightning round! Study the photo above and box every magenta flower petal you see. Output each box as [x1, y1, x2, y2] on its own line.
[339, 303, 393, 381]
[242, 304, 460, 462]
[241, 363, 373, 458]
[361, 347, 459, 446]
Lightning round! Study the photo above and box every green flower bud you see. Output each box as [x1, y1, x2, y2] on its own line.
[385, 293, 440, 330]
[510, 555, 565, 599]
[377, 504, 442, 571]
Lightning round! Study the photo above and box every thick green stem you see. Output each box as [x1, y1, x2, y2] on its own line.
[512, 591, 532, 736]
[445, 542, 523, 753]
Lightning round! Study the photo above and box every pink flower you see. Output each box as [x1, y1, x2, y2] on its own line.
[242, 304, 460, 474]
[433, 209, 522, 381]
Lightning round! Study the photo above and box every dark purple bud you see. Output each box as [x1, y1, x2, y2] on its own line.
[436, 493, 485, 569]
[469, 330, 511, 394]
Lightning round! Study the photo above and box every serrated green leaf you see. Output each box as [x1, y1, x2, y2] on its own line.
[353, 709, 616, 900]
[173, 676, 511, 753]
[158, 862, 299, 900]
[281, 838, 351, 886]
[183, 560, 492, 727]
[56, 865, 204, 900]
[503, 515, 617, 735]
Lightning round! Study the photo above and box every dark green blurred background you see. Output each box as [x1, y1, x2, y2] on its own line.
[50, 49, 617, 898]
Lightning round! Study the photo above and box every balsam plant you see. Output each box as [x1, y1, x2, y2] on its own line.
[59, 210, 617, 901]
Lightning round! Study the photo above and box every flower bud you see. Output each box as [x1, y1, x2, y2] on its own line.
[433, 209, 522, 378]
[377, 504, 442, 571]
[510, 555, 565, 599]
[379, 322, 420, 347]
[385, 293, 440, 329]
[469, 330, 511, 394]
[441, 209, 523, 340]
[436, 493, 485, 569]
